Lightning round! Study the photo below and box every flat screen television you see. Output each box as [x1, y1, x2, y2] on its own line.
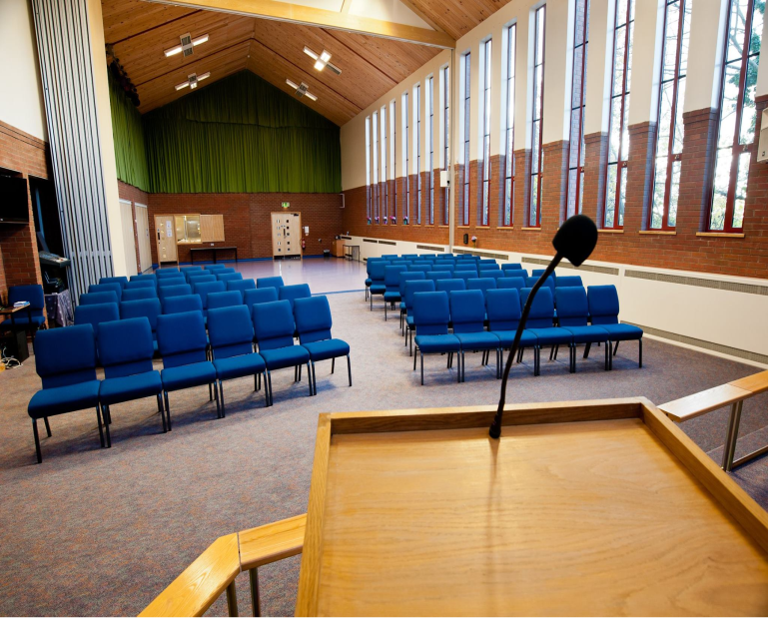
[0, 176, 30, 223]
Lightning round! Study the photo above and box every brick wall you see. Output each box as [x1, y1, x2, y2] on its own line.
[147, 192, 344, 264]
[342, 103, 768, 279]
[0, 120, 47, 306]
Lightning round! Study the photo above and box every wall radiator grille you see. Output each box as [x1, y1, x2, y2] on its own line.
[522, 256, 620, 276]
[31, 0, 113, 302]
[625, 269, 768, 296]
[416, 244, 446, 252]
[455, 249, 510, 259]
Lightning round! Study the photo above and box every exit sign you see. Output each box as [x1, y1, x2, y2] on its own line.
[281, 202, 290, 209]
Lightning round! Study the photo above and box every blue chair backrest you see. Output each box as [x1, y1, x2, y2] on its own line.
[503, 268, 528, 280]
[501, 263, 522, 271]
[155, 275, 186, 287]
[368, 262, 387, 282]
[162, 294, 203, 315]
[279, 283, 312, 309]
[100, 276, 128, 289]
[157, 311, 209, 367]
[556, 275, 584, 288]
[479, 269, 504, 279]
[34, 324, 97, 388]
[122, 287, 158, 301]
[74, 302, 120, 343]
[130, 274, 156, 283]
[181, 266, 203, 274]
[434, 262, 455, 271]
[555, 287, 590, 327]
[413, 291, 451, 336]
[187, 274, 216, 285]
[402, 254, 418, 259]
[125, 279, 156, 289]
[244, 287, 279, 309]
[158, 284, 193, 301]
[120, 298, 162, 335]
[217, 273, 243, 283]
[455, 270, 478, 282]
[532, 269, 546, 277]
[526, 275, 555, 296]
[227, 279, 256, 296]
[193, 281, 227, 309]
[80, 292, 119, 306]
[253, 300, 296, 351]
[99, 318, 154, 378]
[587, 285, 620, 325]
[486, 288, 523, 331]
[449, 290, 487, 333]
[479, 259, 498, 267]
[404, 280, 436, 311]
[294, 296, 333, 344]
[384, 265, 408, 289]
[398, 271, 426, 297]
[410, 265, 432, 274]
[519, 287, 555, 328]
[366, 259, 386, 275]
[9, 285, 45, 315]
[436, 278, 466, 293]
[155, 268, 180, 277]
[426, 270, 452, 282]
[496, 277, 526, 290]
[381, 254, 399, 259]
[89, 283, 123, 298]
[466, 277, 497, 294]
[257, 276, 285, 289]
[207, 291, 243, 311]
[205, 264, 228, 272]
[207, 305, 255, 359]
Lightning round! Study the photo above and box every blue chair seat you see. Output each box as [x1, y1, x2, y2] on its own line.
[526, 327, 574, 346]
[491, 329, 539, 348]
[383, 291, 401, 302]
[260, 346, 310, 370]
[8, 314, 46, 328]
[302, 339, 350, 361]
[414, 334, 460, 353]
[161, 362, 217, 392]
[562, 325, 610, 344]
[597, 324, 643, 340]
[369, 284, 386, 294]
[213, 354, 266, 381]
[28, 380, 101, 418]
[455, 332, 500, 350]
[100, 371, 163, 406]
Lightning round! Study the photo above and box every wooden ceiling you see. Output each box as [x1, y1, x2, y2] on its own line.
[102, 0, 512, 124]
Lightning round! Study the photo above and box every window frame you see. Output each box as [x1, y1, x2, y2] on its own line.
[460, 51, 472, 227]
[381, 106, 388, 224]
[480, 38, 493, 226]
[372, 109, 379, 223]
[566, 0, 590, 219]
[427, 75, 435, 225]
[403, 91, 410, 224]
[365, 116, 371, 221]
[390, 99, 397, 224]
[415, 83, 422, 224]
[441, 65, 451, 226]
[502, 23, 517, 228]
[529, 5, 546, 228]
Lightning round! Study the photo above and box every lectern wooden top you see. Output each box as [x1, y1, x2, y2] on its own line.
[296, 398, 767, 617]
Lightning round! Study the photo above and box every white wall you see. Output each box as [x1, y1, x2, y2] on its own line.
[0, 0, 47, 140]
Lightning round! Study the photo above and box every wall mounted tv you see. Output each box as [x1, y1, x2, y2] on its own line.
[0, 176, 30, 224]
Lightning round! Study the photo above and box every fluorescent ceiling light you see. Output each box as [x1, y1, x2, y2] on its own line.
[305, 92, 318, 102]
[286, 78, 318, 102]
[314, 60, 325, 71]
[303, 46, 318, 60]
[303, 46, 341, 75]
[192, 34, 209, 46]
[175, 72, 210, 91]
[164, 33, 209, 58]
[286, 79, 299, 90]
[319, 50, 331, 63]
[165, 45, 183, 57]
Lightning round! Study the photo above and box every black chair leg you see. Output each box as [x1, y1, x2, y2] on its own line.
[420, 353, 424, 385]
[311, 362, 317, 396]
[103, 405, 112, 426]
[298, 365, 303, 381]
[219, 381, 226, 418]
[209, 383, 213, 401]
[214, 382, 221, 418]
[331, 357, 335, 374]
[164, 392, 172, 430]
[157, 393, 163, 413]
[608, 342, 613, 371]
[33, 419, 42, 464]
[44, 417, 52, 437]
[614, 341, 619, 356]
[263, 372, 270, 407]
[95, 405, 105, 448]
[308, 362, 314, 396]
[267, 371, 273, 406]
[583, 342, 591, 359]
[413, 348, 418, 371]
[535, 346, 541, 376]
[639, 339, 643, 368]
[347, 355, 352, 387]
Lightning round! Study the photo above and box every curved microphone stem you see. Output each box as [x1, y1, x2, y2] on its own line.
[489, 252, 563, 439]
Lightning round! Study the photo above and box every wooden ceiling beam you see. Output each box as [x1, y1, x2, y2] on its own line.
[141, 0, 456, 48]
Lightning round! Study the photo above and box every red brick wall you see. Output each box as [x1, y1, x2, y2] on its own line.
[147, 193, 344, 264]
[342, 103, 768, 279]
[0, 121, 46, 306]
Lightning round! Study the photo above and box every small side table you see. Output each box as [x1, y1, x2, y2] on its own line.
[0, 304, 33, 360]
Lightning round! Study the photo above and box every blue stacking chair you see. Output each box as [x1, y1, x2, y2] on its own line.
[479, 259, 498, 268]
[181, 266, 204, 281]
[501, 263, 523, 271]
[532, 269, 547, 277]
[187, 274, 216, 287]
[503, 268, 528, 280]
[205, 264, 228, 273]
[100, 276, 128, 289]
[130, 274, 156, 284]
[157, 276, 187, 289]
[496, 277, 525, 290]
[398, 272, 426, 331]
[74, 303, 120, 363]
[98, 318, 165, 439]
[403, 280, 436, 353]
[294, 296, 351, 396]
[519, 287, 573, 376]
[382, 265, 408, 320]
[227, 279, 256, 298]
[162, 294, 203, 315]
[257, 276, 284, 289]
[449, 290, 502, 382]
[436, 278, 466, 293]
[587, 285, 644, 369]
[364, 259, 386, 301]
[122, 287, 158, 301]
[207, 291, 243, 311]
[402, 254, 419, 259]
[158, 284, 192, 303]
[125, 279, 156, 290]
[410, 265, 432, 274]
[217, 273, 243, 283]
[381, 254, 399, 259]
[466, 277, 497, 295]
[555, 287, 611, 372]
[80, 292, 119, 306]
[213, 267, 235, 274]
[253, 300, 312, 402]
[155, 268, 180, 277]
[120, 298, 162, 352]
[479, 269, 504, 279]
[526, 275, 555, 298]
[156, 311, 220, 427]
[426, 270, 452, 283]
[27, 324, 104, 463]
[556, 275, 584, 288]
[367, 262, 387, 310]
[455, 270, 478, 283]
[193, 281, 227, 317]
[207, 306, 268, 412]
[244, 287, 279, 310]
[412, 291, 460, 385]
[486, 288, 540, 375]
[279, 283, 312, 310]
[89, 283, 123, 299]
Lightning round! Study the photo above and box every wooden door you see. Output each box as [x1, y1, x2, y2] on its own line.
[155, 215, 178, 263]
[119, 200, 139, 275]
[272, 212, 302, 258]
[135, 204, 152, 273]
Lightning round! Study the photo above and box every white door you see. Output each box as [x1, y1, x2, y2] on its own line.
[271, 212, 302, 257]
[119, 199, 138, 275]
[155, 215, 178, 263]
[135, 204, 152, 273]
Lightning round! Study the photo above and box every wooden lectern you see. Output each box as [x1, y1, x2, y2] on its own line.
[296, 398, 767, 616]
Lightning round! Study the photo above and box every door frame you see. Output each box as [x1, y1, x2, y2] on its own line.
[135, 203, 153, 273]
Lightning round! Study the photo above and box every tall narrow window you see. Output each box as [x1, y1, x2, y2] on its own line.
[390, 99, 397, 223]
[567, 0, 590, 218]
[415, 84, 422, 224]
[529, 5, 546, 227]
[381, 106, 388, 224]
[480, 38, 493, 226]
[403, 92, 410, 223]
[604, 0, 635, 229]
[441, 65, 450, 226]
[460, 51, 472, 227]
[372, 110, 379, 223]
[651, 0, 690, 230]
[428, 75, 435, 225]
[710, 0, 764, 232]
[503, 24, 517, 227]
[365, 116, 371, 221]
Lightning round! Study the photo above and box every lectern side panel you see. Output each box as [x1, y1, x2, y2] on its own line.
[329, 398, 643, 435]
[641, 400, 768, 552]
[314, 419, 767, 616]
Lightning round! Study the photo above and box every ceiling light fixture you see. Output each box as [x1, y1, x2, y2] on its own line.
[175, 72, 211, 91]
[286, 79, 318, 101]
[164, 33, 210, 58]
[302, 46, 341, 75]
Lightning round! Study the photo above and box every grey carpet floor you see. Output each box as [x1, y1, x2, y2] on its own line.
[0, 291, 766, 616]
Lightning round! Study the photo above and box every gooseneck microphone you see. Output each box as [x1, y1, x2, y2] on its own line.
[489, 214, 598, 439]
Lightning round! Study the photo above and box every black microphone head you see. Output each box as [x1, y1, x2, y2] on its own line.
[552, 214, 598, 267]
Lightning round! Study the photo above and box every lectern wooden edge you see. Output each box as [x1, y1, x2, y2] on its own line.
[295, 397, 768, 616]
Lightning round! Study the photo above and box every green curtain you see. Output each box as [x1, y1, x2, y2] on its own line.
[142, 71, 341, 193]
[109, 71, 150, 192]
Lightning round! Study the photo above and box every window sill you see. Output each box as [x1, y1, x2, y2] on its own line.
[495, 227, 516, 231]
[598, 229, 624, 234]
[696, 232, 745, 239]
[521, 227, 541, 231]
[639, 230, 676, 236]
[438, 225, 450, 228]
[476, 226, 491, 229]
[457, 226, 472, 229]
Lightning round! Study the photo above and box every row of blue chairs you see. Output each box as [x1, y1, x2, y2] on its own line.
[28, 295, 350, 463]
[403, 284, 642, 384]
